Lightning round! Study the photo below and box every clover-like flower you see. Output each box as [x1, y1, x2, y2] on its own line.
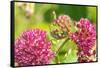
[53, 15, 71, 32]
[70, 18, 96, 62]
[51, 15, 71, 39]
[15, 29, 55, 66]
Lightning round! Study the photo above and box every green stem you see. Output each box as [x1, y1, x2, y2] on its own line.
[55, 38, 70, 63]
[63, 48, 71, 60]
[52, 11, 56, 19]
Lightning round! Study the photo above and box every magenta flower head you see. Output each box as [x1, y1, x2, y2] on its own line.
[51, 15, 71, 39]
[15, 29, 55, 66]
[53, 15, 71, 32]
[70, 18, 96, 62]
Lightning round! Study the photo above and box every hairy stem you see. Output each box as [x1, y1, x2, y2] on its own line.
[55, 37, 70, 63]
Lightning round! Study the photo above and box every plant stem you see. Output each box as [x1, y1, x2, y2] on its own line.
[52, 11, 56, 19]
[55, 37, 70, 63]
[56, 38, 69, 54]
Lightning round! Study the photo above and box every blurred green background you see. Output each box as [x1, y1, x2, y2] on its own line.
[14, 2, 97, 64]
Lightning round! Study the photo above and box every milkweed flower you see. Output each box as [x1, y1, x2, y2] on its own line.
[15, 29, 55, 66]
[51, 15, 71, 39]
[70, 18, 96, 62]
[53, 15, 71, 32]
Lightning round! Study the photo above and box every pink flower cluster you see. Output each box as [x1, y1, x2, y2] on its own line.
[53, 15, 71, 32]
[15, 29, 54, 66]
[51, 15, 71, 39]
[70, 18, 96, 62]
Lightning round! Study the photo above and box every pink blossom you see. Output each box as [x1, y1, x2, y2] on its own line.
[70, 18, 96, 62]
[53, 15, 71, 32]
[15, 29, 54, 66]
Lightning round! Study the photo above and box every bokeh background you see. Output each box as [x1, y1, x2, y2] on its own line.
[14, 2, 97, 64]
